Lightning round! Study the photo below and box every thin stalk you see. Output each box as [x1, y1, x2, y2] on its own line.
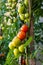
[26, 47, 29, 65]
[28, 0, 32, 20]
[25, 0, 32, 65]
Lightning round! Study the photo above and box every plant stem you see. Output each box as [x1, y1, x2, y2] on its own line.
[26, 47, 29, 65]
[28, 0, 32, 20]
[29, 0, 36, 65]
[25, 0, 32, 65]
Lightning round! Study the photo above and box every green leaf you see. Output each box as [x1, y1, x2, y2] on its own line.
[33, 49, 39, 58]
[14, 54, 21, 60]
[24, 36, 33, 48]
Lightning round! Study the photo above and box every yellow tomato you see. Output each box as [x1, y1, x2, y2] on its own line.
[13, 48, 19, 56]
[12, 36, 21, 47]
[19, 44, 25, 53]
[0, 36, 3, 40]
[8, 42, 14, 50]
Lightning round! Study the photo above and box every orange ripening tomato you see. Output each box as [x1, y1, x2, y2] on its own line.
[20, 24, 28, 33]
[17, 31, 26, 40]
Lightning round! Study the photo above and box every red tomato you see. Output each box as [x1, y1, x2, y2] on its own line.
[21, 59, 26, 64]
[17, 31, 26, 40]
[21, 24, 28, 33]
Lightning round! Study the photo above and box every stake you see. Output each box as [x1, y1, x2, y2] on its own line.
[29, 0, 36, 65]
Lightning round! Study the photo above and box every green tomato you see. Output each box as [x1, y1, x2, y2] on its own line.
[13, 48, 19, 56]
[24, 0, 28, 7]
[2, 27, 5, 30]
[19, 44, 25, 53]
[24, 18, 30, 22]
[19, 14, 25, 20]
[18, 4, 25, 14]
[25, 13, 29, 18]
[13, 17, 18, 22]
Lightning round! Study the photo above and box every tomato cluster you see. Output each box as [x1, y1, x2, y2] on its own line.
[17, 0, 30, 23]
[9, 24, 28, 56]
[17, 24, 28, 40]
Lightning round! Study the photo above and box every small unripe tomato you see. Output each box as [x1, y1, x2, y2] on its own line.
[2, 26, 5, 30]
[18, 3, 25, 14]
[19, 14, 25, 21]
[19, 44, 25, 53]
[17, 31, 26, 40]
[25, 13, 29, 18]
[20, 24, 28, 33]
[12, 36, 21, 47]
[24, 18, 30, 22]
[24, 0, 28, 7]
[13, 48, 19, 56]
[8, 42, 14, 50]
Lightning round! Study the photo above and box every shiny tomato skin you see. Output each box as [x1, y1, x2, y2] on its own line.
[13, 48, 19, 56]
[12, 36, 21, 47]
[21, 59, 26, 64]
[17, 31, 26, 40]
[21, 24, 28, 33]
[19, 44, 24, 53]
